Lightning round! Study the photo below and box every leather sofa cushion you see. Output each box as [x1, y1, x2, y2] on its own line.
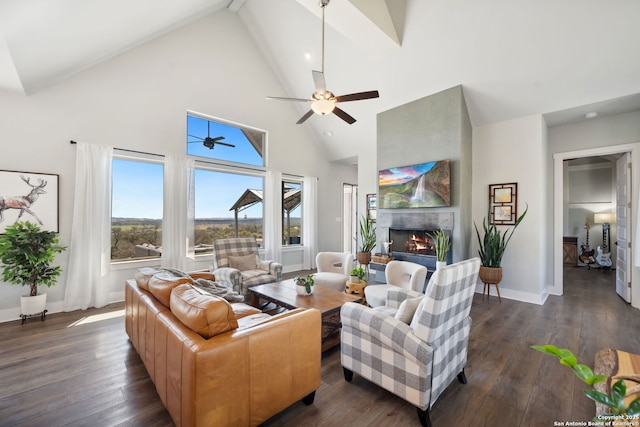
[148, 270, 194, 307]
[135, 267, 163, 291]
[231, 303, 262, 319]
[170, 284, 238, 338]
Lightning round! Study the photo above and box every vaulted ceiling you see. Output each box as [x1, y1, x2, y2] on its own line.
[2, 0, 640, 162]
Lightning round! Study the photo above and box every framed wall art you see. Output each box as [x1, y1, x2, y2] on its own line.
[489, 182, 518, 225]
[0, 170, 59, 233]
[367, 193, 377, 222]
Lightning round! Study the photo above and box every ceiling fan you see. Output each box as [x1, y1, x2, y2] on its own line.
[267, 0, 379, 125]
[188, 121, 235, 150]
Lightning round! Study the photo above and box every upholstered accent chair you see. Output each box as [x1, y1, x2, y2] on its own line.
[364, 260, 428, 308]
[211, 237, 282, 300]
[313, 252, 354, 292]
[341, 257, 481, 427]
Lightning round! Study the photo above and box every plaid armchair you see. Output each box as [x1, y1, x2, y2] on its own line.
[340, 257, 480, 427]
[211, 237, 282, 300]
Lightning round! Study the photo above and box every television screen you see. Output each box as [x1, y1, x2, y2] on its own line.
[378, 159, 450, 208]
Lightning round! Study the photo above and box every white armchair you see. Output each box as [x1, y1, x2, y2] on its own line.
[313, 252, 353, 292]
[341, 257, 481, 427]
[364, 260, 428, 307]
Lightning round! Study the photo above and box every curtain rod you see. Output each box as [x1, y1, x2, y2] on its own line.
[69, 140, 165, 158]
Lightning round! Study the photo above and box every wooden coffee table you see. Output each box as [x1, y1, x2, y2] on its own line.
[249, 279, 362, 351]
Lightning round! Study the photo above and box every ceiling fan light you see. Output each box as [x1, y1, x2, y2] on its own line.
[311, 98, 335, 115]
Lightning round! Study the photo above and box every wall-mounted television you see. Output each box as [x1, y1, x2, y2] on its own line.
[378, 159, 450, 208]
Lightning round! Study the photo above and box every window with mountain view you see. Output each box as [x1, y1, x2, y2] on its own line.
[111, 158, 163, 261]
[282, 181, 302, 245]
[194, 169, 264, 253]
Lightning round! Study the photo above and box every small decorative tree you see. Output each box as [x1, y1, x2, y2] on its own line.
[0, 221, 66, 297]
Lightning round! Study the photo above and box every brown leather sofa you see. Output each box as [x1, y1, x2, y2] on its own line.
[125, 268, 322, 426]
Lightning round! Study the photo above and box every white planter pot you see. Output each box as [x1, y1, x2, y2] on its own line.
[350, 276, 360, 283]
[296, 285, 314, 296]
[436, 261, 447, 271]
[21, 293, 47, 315]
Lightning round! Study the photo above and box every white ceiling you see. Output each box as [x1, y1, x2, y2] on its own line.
[1, 0, 640, 163]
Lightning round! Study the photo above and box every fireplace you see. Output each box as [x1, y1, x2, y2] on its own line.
[389, 228, 438, 257]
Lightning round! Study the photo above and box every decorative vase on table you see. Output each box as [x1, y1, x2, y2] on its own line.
[436, 261, 447, 271]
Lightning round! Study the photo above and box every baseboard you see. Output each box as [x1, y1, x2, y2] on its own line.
[475, 283, 549, 305]
[0, 291, 125, 324]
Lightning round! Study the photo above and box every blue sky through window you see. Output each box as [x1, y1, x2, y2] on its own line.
[112, 159, 163, 219]
[186, 114, 263, 166]
[195, 170, 263, 219]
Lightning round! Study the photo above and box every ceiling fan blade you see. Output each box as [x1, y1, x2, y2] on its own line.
[216, 141, 235, 147]
[267, 96, 312, 102]
[312, 70, 326, 92]
[188, 134, 204, 140]
[334, 90, 380, 103]
[332, 106, 357, 124]
[296, 110, 315, 124]
[210, 136, 225, 142]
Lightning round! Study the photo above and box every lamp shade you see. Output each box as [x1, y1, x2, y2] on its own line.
[594, 212, 615, 224]
[311, 98, 335, 115]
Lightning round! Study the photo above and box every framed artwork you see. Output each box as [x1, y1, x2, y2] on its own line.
[378, 159, 450, 208]
[367, 193, 377, 222]
[0, 170, 59, 233]
[489, 182, 518, 225]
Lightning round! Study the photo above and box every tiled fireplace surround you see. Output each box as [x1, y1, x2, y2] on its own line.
[372, 211, 454, 287]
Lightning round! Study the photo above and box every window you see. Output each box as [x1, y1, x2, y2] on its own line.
[187, 113, 265, 167]
[194, 169, 264, 252]
[282, 181, 302, 245]
[111, 159, 163, 261]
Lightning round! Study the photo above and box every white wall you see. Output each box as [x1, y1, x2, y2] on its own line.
[0, 11, 356, 322]
[472, 115, 549, 304]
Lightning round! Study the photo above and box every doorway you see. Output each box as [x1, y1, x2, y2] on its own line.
[563, 155, 621, 297]
[553, 142, 640, 309]
[342, 183, 358, 256]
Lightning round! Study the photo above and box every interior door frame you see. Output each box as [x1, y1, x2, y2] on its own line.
[553, 141, 640, 309]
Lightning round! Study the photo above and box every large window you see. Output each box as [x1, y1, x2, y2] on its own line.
[111, 159, 164, 261]
[194, 169, 264, 252]
[282, 181, 302, 246]
[187, 113, 265, 167]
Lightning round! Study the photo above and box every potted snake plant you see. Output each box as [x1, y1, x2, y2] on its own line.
[428, 229, 451, 270]
[474, 204, 527, 290]
[356, 215, 376, 266]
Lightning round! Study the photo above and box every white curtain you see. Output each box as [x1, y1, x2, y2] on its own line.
[64, 142, 113, 311]
[264, 170, 282, 263]
[302, 176, 318, 269]
[161, 156, 195, 271]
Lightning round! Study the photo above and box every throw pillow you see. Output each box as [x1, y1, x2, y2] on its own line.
[395, 296, 423, 324]
[228, 254, 257, 271]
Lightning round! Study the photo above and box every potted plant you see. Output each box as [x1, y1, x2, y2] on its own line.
[428, 229, 451, 270]
[356, 214, 376, 266]
[0, 221, 66, 315]
[349, 266, 366, 283]
[532, 344, 640, 418]
[294, 274, 315, 296]
[474, 205, 527, 293]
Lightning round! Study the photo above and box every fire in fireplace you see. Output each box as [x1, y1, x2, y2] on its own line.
[389, 229, 439, 257]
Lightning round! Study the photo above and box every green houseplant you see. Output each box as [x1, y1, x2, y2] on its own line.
[532, 344, 640, 418]
[294, 274, 315, 295]
[0, 221, 66, 314]
[428, 229, 451, 264]
[474, 205, 527, 298]
[356, 214, 376, 266]
[349, 266, 366, 283]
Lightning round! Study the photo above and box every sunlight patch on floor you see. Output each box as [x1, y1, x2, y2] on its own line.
[67, 309, 125, 327]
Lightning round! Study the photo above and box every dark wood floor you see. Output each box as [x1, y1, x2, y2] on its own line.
[0, 267, 638, 426]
